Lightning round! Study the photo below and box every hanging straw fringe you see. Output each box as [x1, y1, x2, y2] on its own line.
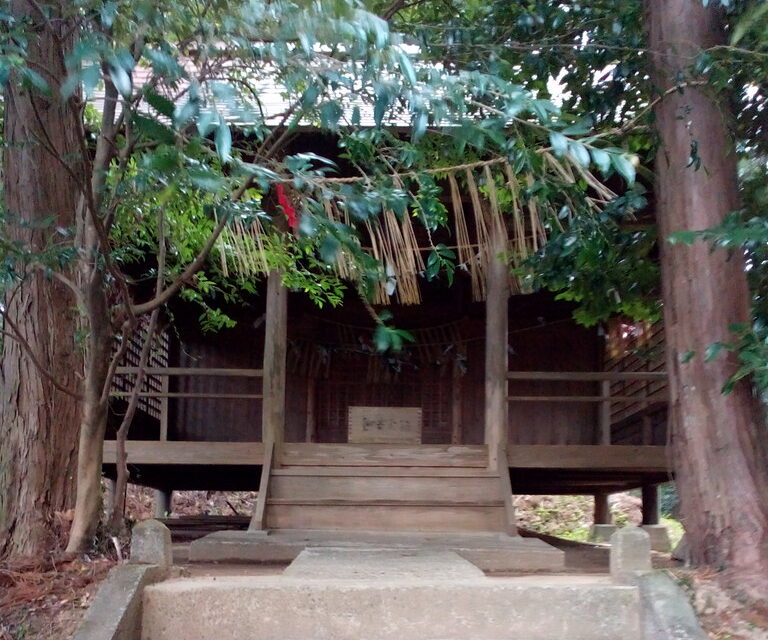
[217, 154, 618, 305]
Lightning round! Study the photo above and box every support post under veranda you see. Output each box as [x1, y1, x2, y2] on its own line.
[250, 269, 287, 531]
[484, 236, 510, 472]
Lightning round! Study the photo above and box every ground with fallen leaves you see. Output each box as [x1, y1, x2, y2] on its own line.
[1, 486, 766, 640]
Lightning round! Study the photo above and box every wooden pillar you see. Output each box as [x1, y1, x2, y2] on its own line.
[451, 365, 463, 445]
[261, 269, 287, 457]
[305, 377, 317, 443]
[484, 239, 509, 470]
[642, 484, 660, 525]
[594, 491, 611, 525]
[599, 379, 612, 445]
[153, 489, 172, 518]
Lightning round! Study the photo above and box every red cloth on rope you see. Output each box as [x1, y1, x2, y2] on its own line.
[276, 184, 297, 229]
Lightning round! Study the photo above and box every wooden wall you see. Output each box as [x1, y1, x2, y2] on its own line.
[166, 286, 602, 445]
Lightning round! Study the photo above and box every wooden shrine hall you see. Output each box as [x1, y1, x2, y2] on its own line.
[103, 157, 671, 540]
[102, 276, 670, 538]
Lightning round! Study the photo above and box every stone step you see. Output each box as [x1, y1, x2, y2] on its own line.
[141, 575, 641, 640]
[186, 529, 567, 571]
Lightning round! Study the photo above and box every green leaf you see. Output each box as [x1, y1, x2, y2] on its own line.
[215, 117, 232, 163]
[132, 114, 175, 145]
[704, 342, 724, 362]
[667, 230, 698, 245]
[145, 90, 175, 119]
[590, 148, 611, 175]
[397, 49, 416, 86]
[108, 64, 131, 98]
[612, 153, 636, 184]
[549, 131, 568, 157]
[732, 1, 768, 44]
[680, 350, 696, 364]
[568, 141, 591, 168]
[373, 324, 390, 352]
[188, 168, 225, 192]
[319, 234, 340, 264]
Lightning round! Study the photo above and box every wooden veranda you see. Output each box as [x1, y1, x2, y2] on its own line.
[103, 267, 671, 534]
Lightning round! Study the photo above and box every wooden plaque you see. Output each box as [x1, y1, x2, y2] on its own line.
[347, 406, 422, 444]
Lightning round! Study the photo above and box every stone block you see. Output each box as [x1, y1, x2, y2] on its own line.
[635, 571, 708, 640]
[642, 524, 671, 553]
[72, 564, 164, 640]
[142, 576, 641, 640]
[589, 524, 617, 543]
[610, 526, 651, 583]
[283, 548, 485, 579]
[130, 519, 172, 568]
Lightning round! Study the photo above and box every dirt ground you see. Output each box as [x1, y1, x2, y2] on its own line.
[1, 487, 766, 640]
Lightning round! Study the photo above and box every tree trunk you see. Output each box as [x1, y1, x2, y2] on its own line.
[65, 272, 113, 554]
[0, 1, 83, 559]
[646, 0, 768, 597]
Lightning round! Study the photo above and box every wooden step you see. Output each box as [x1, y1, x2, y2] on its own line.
[267, 499, 505, 507]
[272, 466, 497, 477]
[280, 443, 488, 467]
[269, 474, 500, 503]
[264, 503, 507, 532]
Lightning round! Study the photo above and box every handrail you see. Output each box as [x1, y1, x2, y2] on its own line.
[506, 371, 665, 382]
[115, 366, 263, 377]
[506, 370, 668, 446]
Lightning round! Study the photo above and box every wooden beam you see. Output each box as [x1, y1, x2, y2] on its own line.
[506, 371, 666, 382]
[111, 392, 263, 400]
[484, 237, 509, 470]
[103, 440, 265, 465]
[507, 445, 669, 471]
[115, 366, 263, 377]
[262, 269, 287, 456]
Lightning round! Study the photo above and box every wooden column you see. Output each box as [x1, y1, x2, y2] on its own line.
[642, 484, 660, 526]
[153, 489, 172, 518]
[594, 491, 611, 525]
[261, 269, 287, 456]
[599, 379, 612, 445]
[305, 377, 317, 443]
[451, 366, 463, 445]
[484, 240, 509, 470]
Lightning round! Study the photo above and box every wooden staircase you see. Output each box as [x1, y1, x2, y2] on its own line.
[263, 444, 510, 533]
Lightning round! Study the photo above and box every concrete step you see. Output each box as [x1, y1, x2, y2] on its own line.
[141, 575, 641, 640]
[186, 529, 567, 572]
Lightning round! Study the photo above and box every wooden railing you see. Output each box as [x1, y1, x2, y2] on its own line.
[506, 371, 668, 445]
[111, 366, 263, 441]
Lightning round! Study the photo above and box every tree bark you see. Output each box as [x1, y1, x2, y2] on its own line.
[65, 272, 112, 554]
[646, 0, 768, 597]
[0, 1, 83, 559]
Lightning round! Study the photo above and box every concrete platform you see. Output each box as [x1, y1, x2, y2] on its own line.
[284, 547, 486, 579]
[188, 528, 565, 572]
[142, 574, 640, 640]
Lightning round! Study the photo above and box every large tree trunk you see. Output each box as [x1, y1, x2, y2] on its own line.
[0, 1, 83, 559]
[646, 0, 768, 597]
